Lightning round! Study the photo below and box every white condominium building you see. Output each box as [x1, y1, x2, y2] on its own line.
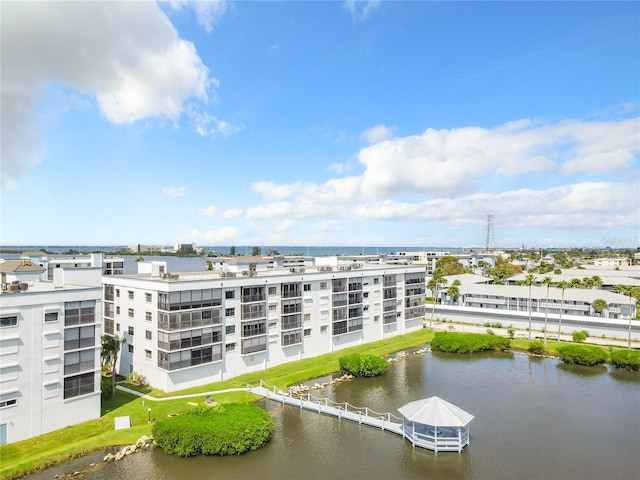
[103, 258, 426, 393]
[0, 259, 102, 445]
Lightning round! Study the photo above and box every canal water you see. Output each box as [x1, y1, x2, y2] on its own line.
[28, 351, 639, 480]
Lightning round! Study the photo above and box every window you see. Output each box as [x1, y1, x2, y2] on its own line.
[268, 286, 276, 295]
[145, 293, 152, 303]
[0, 397, 17, 408]
[145, 312, 152, 321]
[1, 316, 18, 328]
[304, 313, 311, 321]
[320, 325, 328, 334]
[363, 292, 369, 298]
[64, 372, 94, 399]
[282, 331, 302, 346]
[64, 349, 95, 375]
[128, 326, 134, 335]
[320, 282, 327, 290]
[128, 308, 134, 318]
[241, 336, 267, 354]
[225, 290, 235, 299]
[225, 308, 235, 317]
[304, 328, 311, 337]
[374, 278, 380, 285]
[116, 323, 120, 332]
[128, 344, 134, 353]
[303, 284, 311, 292]
[226, 342, 236, 352]
[64, 301, 95, 326]
[116, 306, 120, 315]
[145, 349, 152, 359]
[64, 326, 95, 350]
[128, 291, 134, 300]
[269, 304, 277, 311]
[226, 325, 236, 335]
[145, 330, 152, 340]
[116, 289, 120, 298]
[45, 312, 59, 323]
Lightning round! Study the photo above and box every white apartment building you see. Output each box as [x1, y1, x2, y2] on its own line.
[0, 260, 102, 445]
[103, 258, 426, 393]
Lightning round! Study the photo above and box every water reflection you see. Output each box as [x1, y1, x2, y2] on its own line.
[27, 352, 640, 480]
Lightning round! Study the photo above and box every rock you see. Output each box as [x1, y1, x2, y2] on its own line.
[103, 453, 114, 462]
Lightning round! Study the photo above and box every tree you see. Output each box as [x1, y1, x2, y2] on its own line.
[427, 268, 447, 327]
[569, 278, 583, 289]
[572, 331, 587, 343]
[590, 276, 603, 289]
[102, 334, 125, 400]
[229, 246, 236, 256]
[135, 256, 144, 262]
[446, 279, 461, 305]
[556, 280, 570, 342]
[591, 298, 608, 317]
[612, 285, 638, 350]
[540, 276, 553, 345]
[518, 274, 537, 340]
[251, 246, 261, 256]
[435, 256, 467, 276]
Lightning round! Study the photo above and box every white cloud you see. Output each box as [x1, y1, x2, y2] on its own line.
[198, 206, 244, 217]
[165, 0, 229, 33]
[343, 0, 381, 22]
[203, 226, 240, 243]
[1, 1, 219, 191]
[276, 220, 296, 232]
[361, 124, 394, 144]
[162, 186, 187, 198]
[188, 106, 243, 137]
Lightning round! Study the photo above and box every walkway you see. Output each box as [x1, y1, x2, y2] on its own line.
[248, 380, 405, 437]
[116, 385, 247, 401]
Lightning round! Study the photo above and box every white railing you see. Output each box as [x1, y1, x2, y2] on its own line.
[248, 379, 404, 424]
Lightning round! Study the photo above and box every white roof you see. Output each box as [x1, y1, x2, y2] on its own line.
[398, 396, 474, 427]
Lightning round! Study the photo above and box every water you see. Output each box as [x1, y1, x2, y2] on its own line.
[27, 351, 640, 480]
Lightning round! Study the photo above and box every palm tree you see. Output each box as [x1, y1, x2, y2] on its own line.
[446, 279, 461, 305]
[556, 280, 570, 342]
[590, 276, 603, 290]
[518, 274, 537, 340]
[540, 276, 553, 345]
[613, 285, 637, 349]
[591, 298, 608, 317]
[427, 268, 446, 327]
[102, 334, 126, 400]
[569, 278, 583, 289]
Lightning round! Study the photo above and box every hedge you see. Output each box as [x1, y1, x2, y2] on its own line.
[339, 353, 389, 377]
[430, 332, 510, 354]
[610, 350, 640, 371]
[556, 345, 608, 366]
[152, 403, 274, 457]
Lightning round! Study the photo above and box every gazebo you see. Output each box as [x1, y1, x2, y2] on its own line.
[398, 396, 474, 452]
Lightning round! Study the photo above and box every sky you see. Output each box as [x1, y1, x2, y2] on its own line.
[1, 0, 639, 249]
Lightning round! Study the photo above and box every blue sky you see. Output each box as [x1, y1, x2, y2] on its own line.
[2, 1, 639, 249]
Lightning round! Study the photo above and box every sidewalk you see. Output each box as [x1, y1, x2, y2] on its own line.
[116, 384, 248, 401]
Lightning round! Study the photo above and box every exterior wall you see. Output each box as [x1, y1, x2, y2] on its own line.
[431, 305, 640, 341]
[103, 265, 426, 393]
[0, 287, 101, 444]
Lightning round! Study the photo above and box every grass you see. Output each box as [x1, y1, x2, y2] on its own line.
[0, 328, 434, 480]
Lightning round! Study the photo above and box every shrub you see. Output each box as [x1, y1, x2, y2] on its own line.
[339, 353, 388, 377]
[152, 403, 274, 457]
[430, 332, 510, 354]
[125, 371, 148, 387]
[100, 376, 112, 400]
[507, 327, 515, 339]
[557, 345, 608, 366]
[528, 341, 545, 356]
[572, 331, 587, 343]
[610, 350, 640, 371]
[486, 329, 495, 335]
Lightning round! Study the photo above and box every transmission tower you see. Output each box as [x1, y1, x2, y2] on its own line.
[485, 214, 495, 253]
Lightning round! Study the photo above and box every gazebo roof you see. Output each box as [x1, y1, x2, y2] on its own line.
[398, 396, 474, 427]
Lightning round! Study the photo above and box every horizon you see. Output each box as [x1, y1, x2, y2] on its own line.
[2, 2, 638, 247]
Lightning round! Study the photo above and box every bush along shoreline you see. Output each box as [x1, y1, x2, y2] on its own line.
[152, 403, 274, 457]
[339, 353, 389, 377]
[430, 332, 510, 354]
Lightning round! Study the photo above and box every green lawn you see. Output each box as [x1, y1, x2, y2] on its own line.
[0, 328, 434, 480]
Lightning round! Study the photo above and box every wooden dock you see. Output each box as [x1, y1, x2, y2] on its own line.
[248, 380, 405, 437]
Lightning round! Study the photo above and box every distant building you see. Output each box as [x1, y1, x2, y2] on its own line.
[0, 260, 102, 444]
[593, 258, 631, 267]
